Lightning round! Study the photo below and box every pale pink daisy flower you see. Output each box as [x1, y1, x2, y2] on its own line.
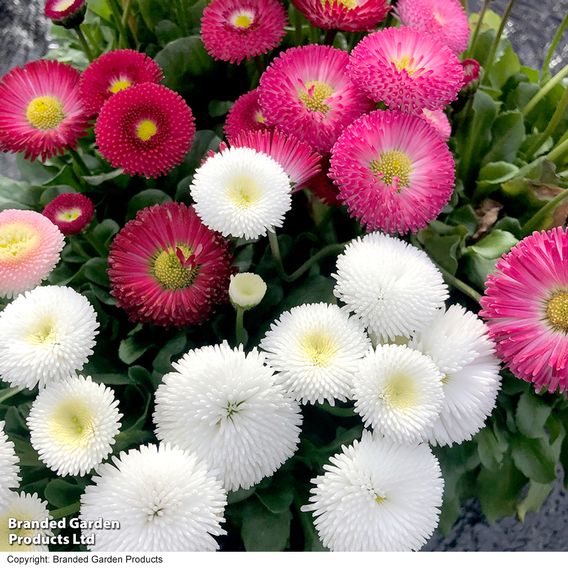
[259, 45, 374, 153]
[329, 110, 455, 234]
[347, 27, 464, 113]
[421, 108, 451, 141]
[224, 89, 270, 139]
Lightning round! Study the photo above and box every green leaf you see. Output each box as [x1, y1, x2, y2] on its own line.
[93, 373, 131, 385]
[91, 219, 120, 252]
[45, 479, 84, 508]
[257, 474, 295, 514]
[511, 436, 557, 484]
[84, 257, 110, 288]
[241, 499, 292, 551]
[83, 169, 128, 188]
[154, 20, 181, 46]
[127, 189, 172, 219]
[208, 100, 233, 118]
[468, 230, 519, 259]
[476, 427, 506, 471]
[119, 335, 151, 365]
[489, 43, 521, 89]
[517, 481, 553, 522]
[227, 487, 256, 505]
[421, 232, 462, 274]
[277, 275, 335, 315]
[515, 391, 552, 439]
[16, 154, 54, 184]
[152, 332, 187, 375]
[482, 111, 525, 166]
[137, 0, 170, 29]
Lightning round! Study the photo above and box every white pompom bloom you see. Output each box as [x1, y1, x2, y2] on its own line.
[353, 344, 444, 443]
[80, 444, 227, 552]
[0, 421, 20, 506]
[0, 493, 53, 551]
[190, 146, 292, 239]
[410, 304, 501, 446]
[154, 342, 302, 491]
[260, 303, 371, 405]
[333, 233, 448, 341]
[27, 375, 122, 476]
[0, 286, 99, 390]
[303, 431, 443, 551]
[229, 272, 267, 310]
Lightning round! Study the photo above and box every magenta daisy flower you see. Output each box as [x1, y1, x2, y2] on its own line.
[462, 58, 481, 88]
[421, 108, 451, 141]
[329, 110, 455, 234]
[44, 0, 87, 27]
[224, 89, 270, 139]
[480, 228, 568, 393]
[0, 209, 65, 298]
[347, 27, 464, 113]
[108, 202, 234, 328]
[259, 45, 374, 154]
[79, 50, 164, 116]
[227, 129, 321, 187]
[43, 193, 94, 235]
[291, 0, 390, 32]
[396, 0, 470, 54]
[201, 0, 287, 64]
[0, 60, 89, 161]
[95, 83, 195, 178]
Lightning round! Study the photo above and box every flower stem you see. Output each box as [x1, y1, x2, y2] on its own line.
[547, 137, 568, 165]
[438, 264, 482, 304]
[460, 0, 469, 11]
[0, 387, 22, 405]
[109, 0, 129, 48]
[542, 12, 568, 79]
[67, 148, 91, 177]
[293, 8, 303, 45]
[51, 502, 80, 520]
[235, 307, 246, 347]
[468, 0, 492, 58]
[323, 29, 337, 46]
[73, 26, 93, 61]
[523, 63, 568, 115]
[521, 188, 568, 235]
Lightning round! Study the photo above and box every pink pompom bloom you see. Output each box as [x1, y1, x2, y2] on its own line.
[227, 129, 321, 187]
[224, 89, 269, 139]
[396, 0, 470, 54]
[201, 0, 287, 64]
[108, 202, 234, 328]
[0, 60, 89, 161]
[44, 0, 86, 27]
[43, 193, 94, 235]
[291, 0, 390, 32]
[461, 58, 481, 88]
[95, 83, 195, 178]
[79, 50, 164, 116]
[329, 110, 455, 234]
[480, 228, 568, 393]
[348, 27, 464, 113]
[421, 108, 451, 141]
[259, 45, 374, 154]
[0, 209, 65, 298]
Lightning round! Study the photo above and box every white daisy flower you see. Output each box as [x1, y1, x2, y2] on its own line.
[0, 285, 99, 390]
[154, 342, 302, 491]
[80, 444, 227, 552]
[352, 344, 444, 443]
[0, 421, 20, 506]
[27, 375, 122, 476]
[190, 146, 292, 239]
[260, 303, 371, 405]
[0, 492, 53, 551]
[333, 233, 448, 341]
[229, 272, 267, 310]
[410, 304, 501, 446]
[303, 431, 443, 551]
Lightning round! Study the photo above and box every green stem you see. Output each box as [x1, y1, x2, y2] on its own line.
[235, 307, 246, 347]
[294, 8, 303, 45]
[547, 137, 568, 164]
[439, 264, 482, 304]
[468, 0, 492, 58]
[121, 0, 132, 28]
[523, 63, 568, 115]
[83, 232, 107, 258]
[0, 387, 22, 405]
[542, 12, 568, 79]
[521, 188, 568, 235]
[460, 0, 469, 11]
[109, 0, 129, 48]
[323, 29, 337, 46]
[317, 402, 356, 417]
[82, 25, 100, 58]
[73, 26, 93, 61]
[51, 502, 80, 520]
[67, 148, 91, 177]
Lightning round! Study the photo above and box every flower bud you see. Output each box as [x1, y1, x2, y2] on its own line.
[229, 273, 267, 310]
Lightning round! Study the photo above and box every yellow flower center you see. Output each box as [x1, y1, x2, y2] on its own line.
[0, 223, 39, 262]
[49, 400, 96, 448]
[301, 330, 338, 367]
[108, 78, 133, 94]
[546, 291, 568, 333]
[383, 373, 417, 410]
[299, 81, 334, 114]
[393, 55, 418, 77]
[370, 150, 413, 190]
[321, 0, 357, 8]
[0, 512, 38, 551]
[375, 494, 386, 505]
[136, 119, 158, 142]
[56, 208, 82, 222]
[25, 96, 65, 131]
[55, 0, 76, 10]
[231, 11, 255, 29]
[226, 176, 263, 209]
[152, 245, 197, 290]
[27, 317, 57, 346]
[433, 11, 445, 25]
[254, 110, 266, 124]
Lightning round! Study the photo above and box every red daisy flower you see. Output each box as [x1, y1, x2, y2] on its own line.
[44, 0, 87, 27]
[43, 193, 94, 235]
[224, 89, 270, 139]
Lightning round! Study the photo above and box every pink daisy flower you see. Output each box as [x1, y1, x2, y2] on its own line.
[108, 202, 234, 328]
[396, 0, 470, 54]
[44, 0, 87, 27]
[291, 0, 390, 32]
[258, 45, 374, 154]
[224, 89, 270, 139]
[43, 193, 94, 235]
[421, 108, 451, 141]
[480, 228, 568, 393]
[347, 27, 464, 113]
[201, 0, 287, 64]
[0, 60, 89, 161]
[79, 49, 164, 116]
[461, 58, 481, 88]
[0, 209, 65, 298]
[95, 83, 195, 178]
[329, 110, 455, 234]
[227, 129, 321, 187]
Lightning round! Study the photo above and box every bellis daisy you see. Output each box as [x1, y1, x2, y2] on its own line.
[333, 233, 448, 341]
[421, 108, 451, 141]
[480, 227, 568, 393]
[154, 343, 302, 491]
[410, 305, 501, 445]
[108, 203, 233, 328]
[352, 344, 444, 443]
[260, 303, 371, 405]
[329, 110, 455, 234]
[44, 0, 87, 27]
[0, 59, 88, 161]
[0, 422, 20, 507]
[0, 286, 99, 390]
[0, 209, 65, 299]
[462, 58, 481, 88]
[95, 82, 195, 178]
[258, 45, 374, 153]
[224, 89, 269, 139]
[79, 49, 164, 116]
[27, 375, 122, 476]
[201, 0, 287, 64]
[190, 146, 292, 239]
[348, 27, 464, 113]
[42, 193, 94, 235]
[80, 444, 227, 551]
[303, 431, 443, 551]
